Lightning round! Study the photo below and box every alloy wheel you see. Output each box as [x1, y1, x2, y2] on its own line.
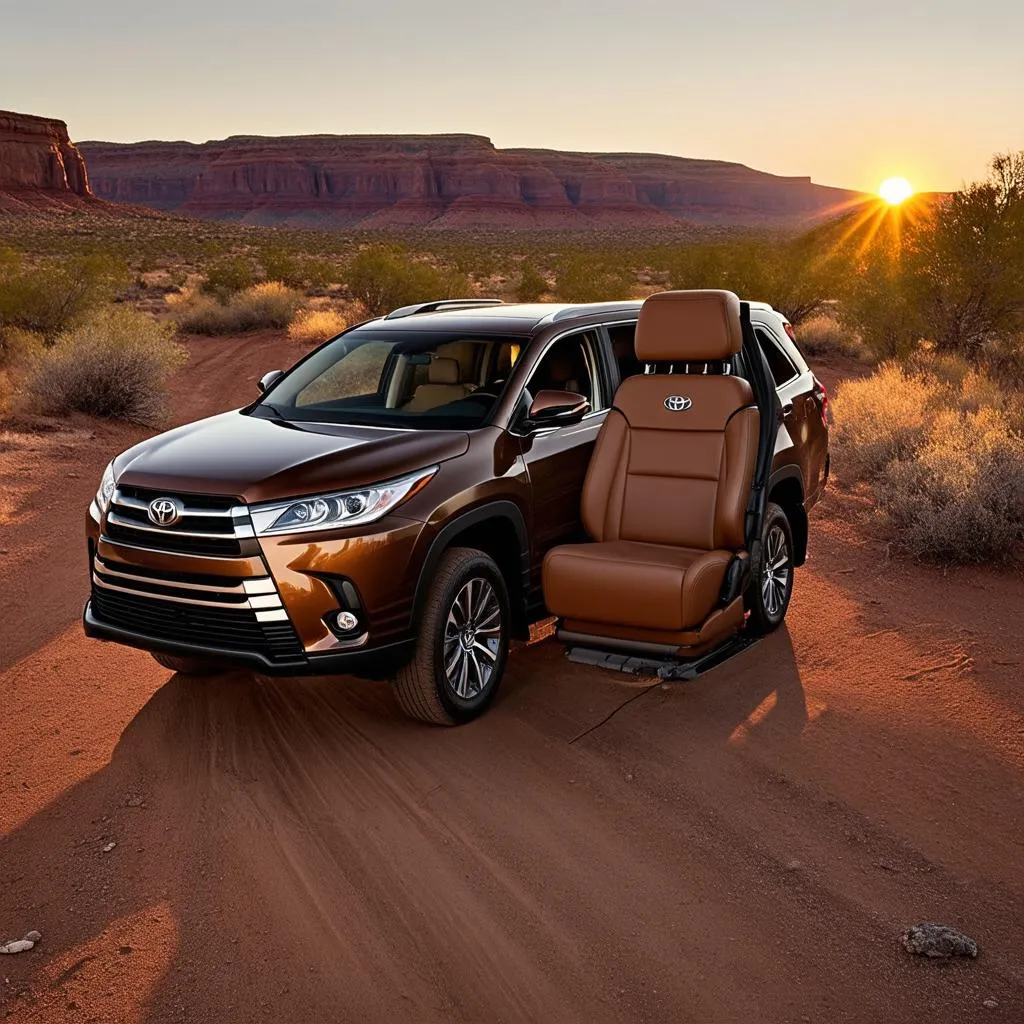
[761, 524, 791, 619]
[442, 577, 502, 699]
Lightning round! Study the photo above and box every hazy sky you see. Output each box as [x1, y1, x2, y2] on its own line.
[2, 0, 1021, 193]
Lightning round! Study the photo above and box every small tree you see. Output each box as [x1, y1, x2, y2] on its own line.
[912, 152, 1024, 361]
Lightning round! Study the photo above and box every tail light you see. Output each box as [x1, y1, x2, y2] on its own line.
[812, 376, 832, 427]
[783, 321, 797, 342]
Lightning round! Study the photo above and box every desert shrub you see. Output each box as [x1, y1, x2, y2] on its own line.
[260, 244, 337, 291]
[794, 315, 865, 360]
[831, 364, 942, 479]
[287, 308, 347, 344]
[554, 254, 635, 303]
[26, 308, 186, 425]
[174, 282, 301, 335]
[0, 326, 45, 368]
[346, 245, 470, 317]
[833, 359, 1024, 561]
[0, 251, 128, 339]
[200, 255, 257, 297]
[878, 408, 1024, 561]
[515, 262, 548, 303]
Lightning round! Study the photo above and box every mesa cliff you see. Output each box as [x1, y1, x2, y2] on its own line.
[78, 133, 865, 229]
[0, 109, 94, 212]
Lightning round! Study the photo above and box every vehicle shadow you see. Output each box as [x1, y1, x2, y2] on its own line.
[0, 631, 805, 1022]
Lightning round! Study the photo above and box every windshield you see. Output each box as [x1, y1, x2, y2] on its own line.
[253, 330, 526, 430]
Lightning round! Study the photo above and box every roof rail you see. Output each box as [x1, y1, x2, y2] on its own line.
[547, 300, 643, 323]
[384, 299, 504, 320]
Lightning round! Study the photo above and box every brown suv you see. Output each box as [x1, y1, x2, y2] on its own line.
[84, 293, 830, 723]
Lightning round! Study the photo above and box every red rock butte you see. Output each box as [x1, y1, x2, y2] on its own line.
[76, 132, 867, 229]
[0, 109, 95, 212]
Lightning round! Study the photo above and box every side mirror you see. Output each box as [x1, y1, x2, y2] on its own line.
[526, 389, 590, 428]
[258, 369, 285, 394]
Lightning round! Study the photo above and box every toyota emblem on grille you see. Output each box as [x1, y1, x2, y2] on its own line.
[147, 497, 183, 526]
[664, 395, 692, 412]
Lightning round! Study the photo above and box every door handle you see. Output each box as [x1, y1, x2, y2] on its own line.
[781, 401, 794, 416]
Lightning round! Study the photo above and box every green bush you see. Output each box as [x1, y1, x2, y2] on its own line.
[346, 246, 470, 317]
[259, 244, 336, 290]
[174, 282, 302, 335]
[26, 308, 186, 424]
[0, 250, 128, 339]
[200, 255, 257, 297]
[515, 262, 548, 303]
[553, 254, 635, 303]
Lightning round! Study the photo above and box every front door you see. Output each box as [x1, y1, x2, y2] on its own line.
[513, 330, 607, 613]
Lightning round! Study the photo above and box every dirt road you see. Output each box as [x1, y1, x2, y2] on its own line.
[1, 337, 1022, 1023]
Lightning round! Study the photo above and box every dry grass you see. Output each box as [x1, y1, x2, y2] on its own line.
[0, 326, 44, 369]
[794, 315, 866, 360]
[831, 363, 940, 479]
[287, 308, 347, 345]
[173, 281, 301, 335]
[832, 357, 1024, 562]
[26, 308, 186, 425]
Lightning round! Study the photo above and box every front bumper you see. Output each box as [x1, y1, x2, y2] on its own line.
[83, 600, 416, 678]
[85, 487, 429, 678]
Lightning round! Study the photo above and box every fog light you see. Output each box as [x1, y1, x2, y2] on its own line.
[334, 611, 359, 633]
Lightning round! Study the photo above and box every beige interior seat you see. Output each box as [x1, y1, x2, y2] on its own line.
[541, 290, 759, 654]
[402, 356, 473, 412]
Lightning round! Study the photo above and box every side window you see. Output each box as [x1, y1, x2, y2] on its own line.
[608, 323, 643, 381]
[756, 328, 799, 388]
[525, 331, 603, 413]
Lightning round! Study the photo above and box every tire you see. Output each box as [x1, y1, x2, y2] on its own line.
[151, 651, 221, 675]
[392, 547, 511, 725]
[745, 502, 795, 635]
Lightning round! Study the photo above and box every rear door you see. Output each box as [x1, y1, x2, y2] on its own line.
[754, 319, 826, 500]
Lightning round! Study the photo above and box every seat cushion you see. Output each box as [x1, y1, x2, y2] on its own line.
[542, 541, 731, 632]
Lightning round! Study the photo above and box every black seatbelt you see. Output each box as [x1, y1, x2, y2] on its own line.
[740, 301, 781, 555]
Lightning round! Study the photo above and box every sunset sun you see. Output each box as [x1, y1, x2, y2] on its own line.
[879, 176, 914, 205]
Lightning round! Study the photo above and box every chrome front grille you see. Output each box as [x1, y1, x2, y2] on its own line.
[91, 487, 305, 663]
[103, 486, 258, 558]
[92, 557, 288, 623]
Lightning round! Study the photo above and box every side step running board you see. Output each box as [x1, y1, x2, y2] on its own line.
[565, 634, 761, 681]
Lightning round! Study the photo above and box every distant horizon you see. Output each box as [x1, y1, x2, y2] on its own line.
[4, 0, 1021, 196]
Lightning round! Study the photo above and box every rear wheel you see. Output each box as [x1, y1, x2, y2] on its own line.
[392, 547, 510, 725]
[745, 502, 794, 635]
[151, 651, 221, 675]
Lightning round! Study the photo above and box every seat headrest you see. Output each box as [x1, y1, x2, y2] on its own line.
[428, 357, 460, 385]
[635, 290, 743, 363]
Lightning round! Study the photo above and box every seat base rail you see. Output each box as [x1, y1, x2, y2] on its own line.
[563, 633, 760, 681]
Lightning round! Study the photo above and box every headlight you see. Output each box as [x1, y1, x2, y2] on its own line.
[95, 460, 117, 513]
[249, 467, 437, 537]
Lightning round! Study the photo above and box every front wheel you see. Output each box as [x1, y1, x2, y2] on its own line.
[745, 502, 795, 635]
[392, 547, 511, 725]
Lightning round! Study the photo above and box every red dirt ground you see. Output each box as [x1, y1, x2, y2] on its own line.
[1, 338, 1021, 1023]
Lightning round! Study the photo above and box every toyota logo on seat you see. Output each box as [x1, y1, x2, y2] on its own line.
[664, 395, 692, 412]
[147, 497, 183, 526]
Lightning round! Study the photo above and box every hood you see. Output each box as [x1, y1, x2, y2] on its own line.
[114, 411, 469, 503]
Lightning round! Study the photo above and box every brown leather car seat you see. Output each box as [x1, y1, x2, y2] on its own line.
[542, 290, 759, 654]
[403, 356, 473, 411]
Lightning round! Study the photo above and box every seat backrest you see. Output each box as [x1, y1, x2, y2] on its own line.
[582, 290, 758, 552]
[402, 356, 472, 411]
